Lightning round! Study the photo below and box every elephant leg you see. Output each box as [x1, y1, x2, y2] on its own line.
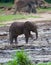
[32, 6, 37, 13]
[28, 3, 32, 13]
[10, 36, 13, 44]
[13, 4, 18, 14]
[9, 32, 13, 44]
[28, 2, 37, 13]
[36, 30, 38, 39]
[15, 37, 17, 44]
[31, 3, 37, 13]
[24, 29, 29, 43]
[25, 35, 29, 43]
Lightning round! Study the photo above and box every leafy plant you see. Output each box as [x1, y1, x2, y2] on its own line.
[17, 50, 34, 65]
[6, 50, 33, 65]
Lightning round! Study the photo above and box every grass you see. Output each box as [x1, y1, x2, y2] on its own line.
[0, 14, 40, 22]
[37, 62, 51, 65]
[0, 3, 13, 7]
[0, 13, 40, 26]
[37, 7, 51, 13]
[0, 9, 5, 13]
[37, 62, 47, 65]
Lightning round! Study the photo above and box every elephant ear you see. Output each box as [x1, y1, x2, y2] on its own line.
[24, 21, 32, 30]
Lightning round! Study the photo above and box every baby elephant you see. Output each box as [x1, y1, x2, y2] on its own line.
[9, 21, 38, 44]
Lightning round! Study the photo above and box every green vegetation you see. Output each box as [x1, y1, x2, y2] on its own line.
[0, 3, 13, 7]
[45, 0, 51, 3]
[0, 0, 14, 3]
[37, 62, 51, 65]
[47, 62, 51, 65]
[37, 7, 51, 13]
[0, 14, 40, 25]
[37, 62, 47, 65]
[5, 50, 34, 65]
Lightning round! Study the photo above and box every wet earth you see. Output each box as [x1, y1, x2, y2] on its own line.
[0, 21, 51, 64]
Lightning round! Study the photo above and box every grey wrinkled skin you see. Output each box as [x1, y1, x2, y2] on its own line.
[9, 21, 38, 44]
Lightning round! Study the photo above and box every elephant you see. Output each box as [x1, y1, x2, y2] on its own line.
[13, 0, 47, 14]
[13, 0, 37, 14]
[9, 21, 38, 44]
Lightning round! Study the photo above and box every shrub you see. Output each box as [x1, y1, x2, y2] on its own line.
[6, 50, 33, 65]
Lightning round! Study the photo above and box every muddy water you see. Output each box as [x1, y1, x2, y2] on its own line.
[0, 21, 51, 63]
